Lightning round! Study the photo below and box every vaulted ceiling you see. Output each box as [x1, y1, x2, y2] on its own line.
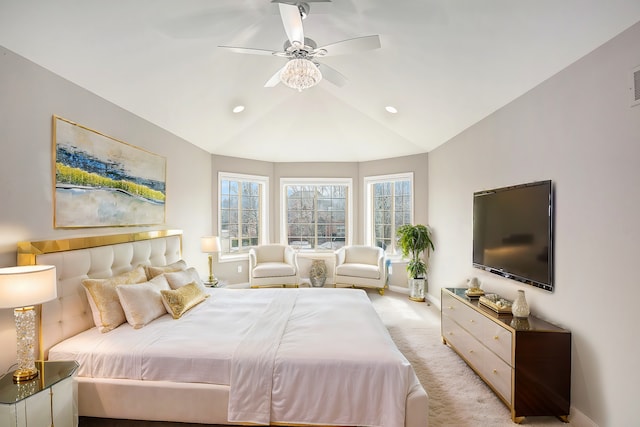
[2, 1, 640, 162]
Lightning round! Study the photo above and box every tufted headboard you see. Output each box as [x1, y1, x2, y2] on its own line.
[17, 230, 182, 359]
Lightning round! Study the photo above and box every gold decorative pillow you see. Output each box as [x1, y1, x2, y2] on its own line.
[160, 282, 207, 319]
[145, 259, 188, 279]
[116, 275, 171, 329]
[82, 266, 148, 333]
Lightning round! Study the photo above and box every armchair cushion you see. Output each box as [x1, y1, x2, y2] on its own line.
[335, 263, 380, 279]
[343, 246, 381, 265]
[252, 262, 296, 278]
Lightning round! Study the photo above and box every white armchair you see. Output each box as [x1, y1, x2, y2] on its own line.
[249, 245, 298, 288]
[334, 245, 386, 295]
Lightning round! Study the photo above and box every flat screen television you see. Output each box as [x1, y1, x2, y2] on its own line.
[473, 180, 554, 291]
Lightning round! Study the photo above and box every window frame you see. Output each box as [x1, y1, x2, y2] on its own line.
[218, 172, 269, 261]
[364, 172, 414, 256]
[280, 177, 353, 251]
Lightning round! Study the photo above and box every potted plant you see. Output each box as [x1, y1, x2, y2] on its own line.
[396, 224, 435, 301]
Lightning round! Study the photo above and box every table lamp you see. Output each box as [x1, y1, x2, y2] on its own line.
[0, 265, 57, 382]
[200, 236, 221, 285]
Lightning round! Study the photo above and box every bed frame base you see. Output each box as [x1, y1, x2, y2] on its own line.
[77, 377, 428, 426]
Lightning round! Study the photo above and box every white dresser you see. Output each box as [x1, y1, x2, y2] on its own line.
[0, 360, 78, 427]
[441, 288, 570, 423]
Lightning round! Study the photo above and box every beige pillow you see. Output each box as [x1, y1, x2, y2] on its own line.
[116, 275, 170, 329]
[160, 282, 207, 319]
[164, 267, 207, 294]
[82, 266, 148, 333]
[145, 259, 188, 279]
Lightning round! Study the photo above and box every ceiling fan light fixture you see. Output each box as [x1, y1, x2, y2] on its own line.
[280, 58, 322, 91]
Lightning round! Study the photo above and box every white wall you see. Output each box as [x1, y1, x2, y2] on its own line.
[428, 22, 640, 427]
[0, 46, 212, 373]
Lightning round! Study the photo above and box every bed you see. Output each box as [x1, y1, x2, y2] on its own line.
[18, 230, 428, 426]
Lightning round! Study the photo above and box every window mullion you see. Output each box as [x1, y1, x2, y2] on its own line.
[390, 184, 396, 253]
[237, 189, 243, 251]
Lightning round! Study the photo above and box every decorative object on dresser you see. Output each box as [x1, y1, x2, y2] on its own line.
[200, 236, 221, 286]
[441, 288, 571, 424]
[479, 293, 513, 314]
[0, 265, 57, 382]
[396, 224, 435, 302]
[0, 360, 79, 427]
[511, 289, 530, 318]
[465, 276, 485, 298]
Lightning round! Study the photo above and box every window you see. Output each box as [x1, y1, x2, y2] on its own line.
[219, 172, 268, 258]
[364, 173, 413, 254]
[281, 178, 352, 250]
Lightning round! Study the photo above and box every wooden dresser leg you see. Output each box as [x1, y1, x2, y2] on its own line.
[558, 415, 569, 423]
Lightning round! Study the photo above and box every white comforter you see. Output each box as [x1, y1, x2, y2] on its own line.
[49, 288, 420, 427]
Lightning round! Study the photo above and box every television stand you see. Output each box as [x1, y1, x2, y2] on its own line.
[441, 288, 571, 423]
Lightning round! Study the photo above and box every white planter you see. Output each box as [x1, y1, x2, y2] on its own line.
[409, 278, 426, 302]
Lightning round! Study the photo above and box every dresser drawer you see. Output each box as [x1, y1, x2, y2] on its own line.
[442, 292, 478, 330]
[442, 315, 485, 369]
[441, 291, 462, 320]
[480, 346, 513, 405]
[482, 321, 513, 365]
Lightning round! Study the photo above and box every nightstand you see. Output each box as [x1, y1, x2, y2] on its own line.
[0, 360, 79, 427]
[205, 280, 228, 288]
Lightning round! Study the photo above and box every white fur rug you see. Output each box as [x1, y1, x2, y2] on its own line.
[368, 291, 568, 427]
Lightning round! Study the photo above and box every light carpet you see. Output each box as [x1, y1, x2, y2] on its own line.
[368, 290, 569, 427]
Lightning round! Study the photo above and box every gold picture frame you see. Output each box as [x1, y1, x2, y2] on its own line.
[52, 115, 166, 228]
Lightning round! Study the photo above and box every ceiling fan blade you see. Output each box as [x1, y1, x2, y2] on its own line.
[264, 65, 286, 87]
[317, 63, 347, 87]
[317, 35, 381, 56]
[279, 3, 304, 46]
[218, 46, 276, 56]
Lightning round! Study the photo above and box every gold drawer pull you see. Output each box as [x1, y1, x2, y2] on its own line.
[470, 319, 475, 323]
[493, 369, 498, 374]
[469, 350, 474, 354]
[448, 306, 454, 310]
[493, 336, 499, 340]
[448, 332, 453, 336]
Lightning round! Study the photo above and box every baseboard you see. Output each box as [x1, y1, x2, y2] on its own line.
[426, 293, 439, 309]
[388, 285, 410, 295]
[569, 406, 599, 427]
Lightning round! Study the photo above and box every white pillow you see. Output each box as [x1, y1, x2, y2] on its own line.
[116, 275, 170, 329]
[144, 259, 188, 279]
[164, 267, 208, 294]
[82, 266, 148, 333]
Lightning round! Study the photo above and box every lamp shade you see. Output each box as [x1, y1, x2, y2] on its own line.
[0, 265, 57, 309]
[201, 236, 221, 253]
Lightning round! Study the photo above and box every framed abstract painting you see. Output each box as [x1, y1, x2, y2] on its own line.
[53, 116, 166, 228]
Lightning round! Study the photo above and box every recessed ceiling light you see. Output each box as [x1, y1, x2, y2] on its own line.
[385, 106, 398, 114]
[232, 105, 245, 113]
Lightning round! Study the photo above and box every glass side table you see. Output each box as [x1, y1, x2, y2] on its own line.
[0, 360, 79, 427]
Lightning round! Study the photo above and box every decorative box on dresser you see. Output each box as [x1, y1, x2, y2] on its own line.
[441, 288, 571, 423]
[0, 360, 78, 427]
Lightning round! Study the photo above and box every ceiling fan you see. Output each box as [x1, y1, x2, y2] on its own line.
[218, 0, 381, 91]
